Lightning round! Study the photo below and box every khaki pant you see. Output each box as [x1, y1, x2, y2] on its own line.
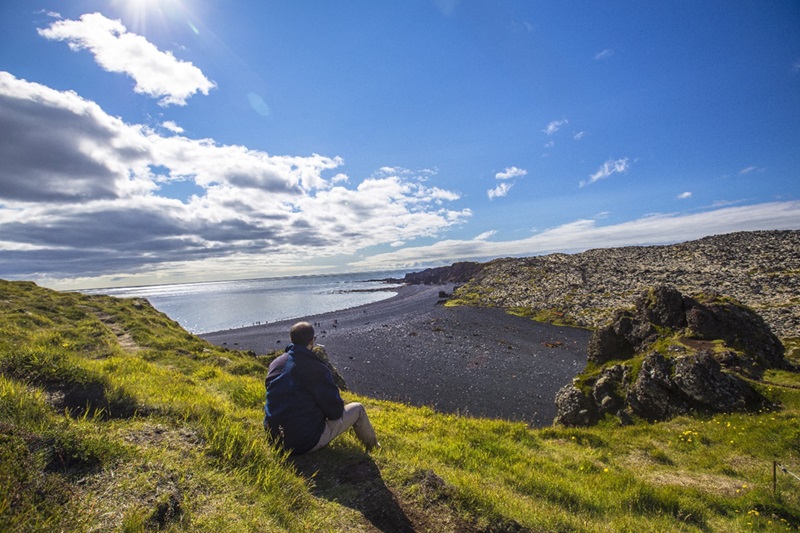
[310, 402, 378, 452]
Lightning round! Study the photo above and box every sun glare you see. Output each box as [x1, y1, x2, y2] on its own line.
[114, 0, 192, 36]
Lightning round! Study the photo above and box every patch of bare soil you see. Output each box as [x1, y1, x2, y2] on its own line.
[94, 311, 143, 352]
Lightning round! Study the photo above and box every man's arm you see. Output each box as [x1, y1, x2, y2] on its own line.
[302, 360, 344, 420]
[265, 353, 289, 386]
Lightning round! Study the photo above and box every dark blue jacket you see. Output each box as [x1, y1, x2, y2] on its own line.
[263, 344, 344, 454]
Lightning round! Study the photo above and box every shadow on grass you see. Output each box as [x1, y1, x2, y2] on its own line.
[290, 445, 415, 533]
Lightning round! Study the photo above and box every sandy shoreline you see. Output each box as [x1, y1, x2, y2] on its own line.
[201, 284, 591, 426]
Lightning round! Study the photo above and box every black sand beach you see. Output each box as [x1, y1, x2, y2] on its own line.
[201, 285, 590, 427]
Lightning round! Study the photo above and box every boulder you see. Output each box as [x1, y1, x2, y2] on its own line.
[591, 365, 628, 414]
[672, 352, 765, 412]
[642, 285, 688, 330]
[588, 286, 786, 373]
[626, 352, 687, 422]
[624, 350, 770, 422]
[587, 321, 634, 364]
[554, 384, 598, 427]
[685, 294, 787, 370]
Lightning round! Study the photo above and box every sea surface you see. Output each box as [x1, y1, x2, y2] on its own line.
[81, 271, 410, 334]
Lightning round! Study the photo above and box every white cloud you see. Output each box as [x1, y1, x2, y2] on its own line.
[573, 131, 586, 140]
[0, 72, 469, 284]
[488, 166, 527, 199]
[487, 182, 513, 200]
[38, 12, 215, 106]
[678, 192, 692, 199]
[474, 230, 497, 241]
[580, 158, 630, 187]
[161, 121, 184, 134]
[543, 119, 568, 135]
[348, 201, 800, 271]
[739, 165, 764, 175]
[495, 167, 527, 180]
[710, 199, 746, 208]
[594, 49, 614, 60]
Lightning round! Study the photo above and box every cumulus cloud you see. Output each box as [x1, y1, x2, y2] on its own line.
[38, 13, 215, 106]
[580, 157, 630, 187]
[487, 166, 527, 199]
[495, 167, 527, 180]
[348, 201, 800, 271]
[0, 72, 469, 283]
[678, 192, 692, 199]
[161, 121, 184, 134]
[487, 182, 513, 200]
[543, 119, 568, 135]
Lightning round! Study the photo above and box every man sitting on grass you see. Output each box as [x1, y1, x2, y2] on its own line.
[264, 321, 379, 455]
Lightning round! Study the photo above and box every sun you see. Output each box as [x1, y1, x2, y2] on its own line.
[113, 0, 192, 36]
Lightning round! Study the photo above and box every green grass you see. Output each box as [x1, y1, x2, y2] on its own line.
[1, 279, 799, 531]
[506, 305, 584, 328]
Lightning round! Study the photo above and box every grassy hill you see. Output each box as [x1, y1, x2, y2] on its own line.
[1, 278, 799, 532]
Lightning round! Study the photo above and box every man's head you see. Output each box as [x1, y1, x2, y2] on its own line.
[290, 321, 315, 347]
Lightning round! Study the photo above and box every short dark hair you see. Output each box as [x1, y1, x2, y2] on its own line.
[290, 321, 315, 347]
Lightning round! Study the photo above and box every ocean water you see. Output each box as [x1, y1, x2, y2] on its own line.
[82, 270, 410, 334]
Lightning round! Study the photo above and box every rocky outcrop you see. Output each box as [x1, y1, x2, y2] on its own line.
[402, 262, 484, 285]
[554, 286, 786, 427]
[448, 230, 800, 338]
[588, 286, 788, 373]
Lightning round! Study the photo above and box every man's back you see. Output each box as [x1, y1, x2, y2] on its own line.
[264, 344, 344, 454]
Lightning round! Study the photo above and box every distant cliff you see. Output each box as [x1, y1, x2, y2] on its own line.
[402, 261, 484, 285]
[423, 230, 799, 338]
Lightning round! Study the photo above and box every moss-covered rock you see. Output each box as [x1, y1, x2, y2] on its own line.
[556, 286, 785, 427]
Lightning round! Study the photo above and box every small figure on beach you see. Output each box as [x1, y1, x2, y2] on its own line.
[263, 321, 379, 455]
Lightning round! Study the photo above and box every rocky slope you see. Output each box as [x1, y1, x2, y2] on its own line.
[441, 230, 800, 338]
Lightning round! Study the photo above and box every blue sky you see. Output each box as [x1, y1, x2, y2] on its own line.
[1, 1, 798, 289]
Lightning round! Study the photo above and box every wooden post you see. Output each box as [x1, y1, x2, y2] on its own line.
[773, 460, 778, 495]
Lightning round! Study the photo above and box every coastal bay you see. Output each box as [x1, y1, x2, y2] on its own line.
[201, 284, 590, 427]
